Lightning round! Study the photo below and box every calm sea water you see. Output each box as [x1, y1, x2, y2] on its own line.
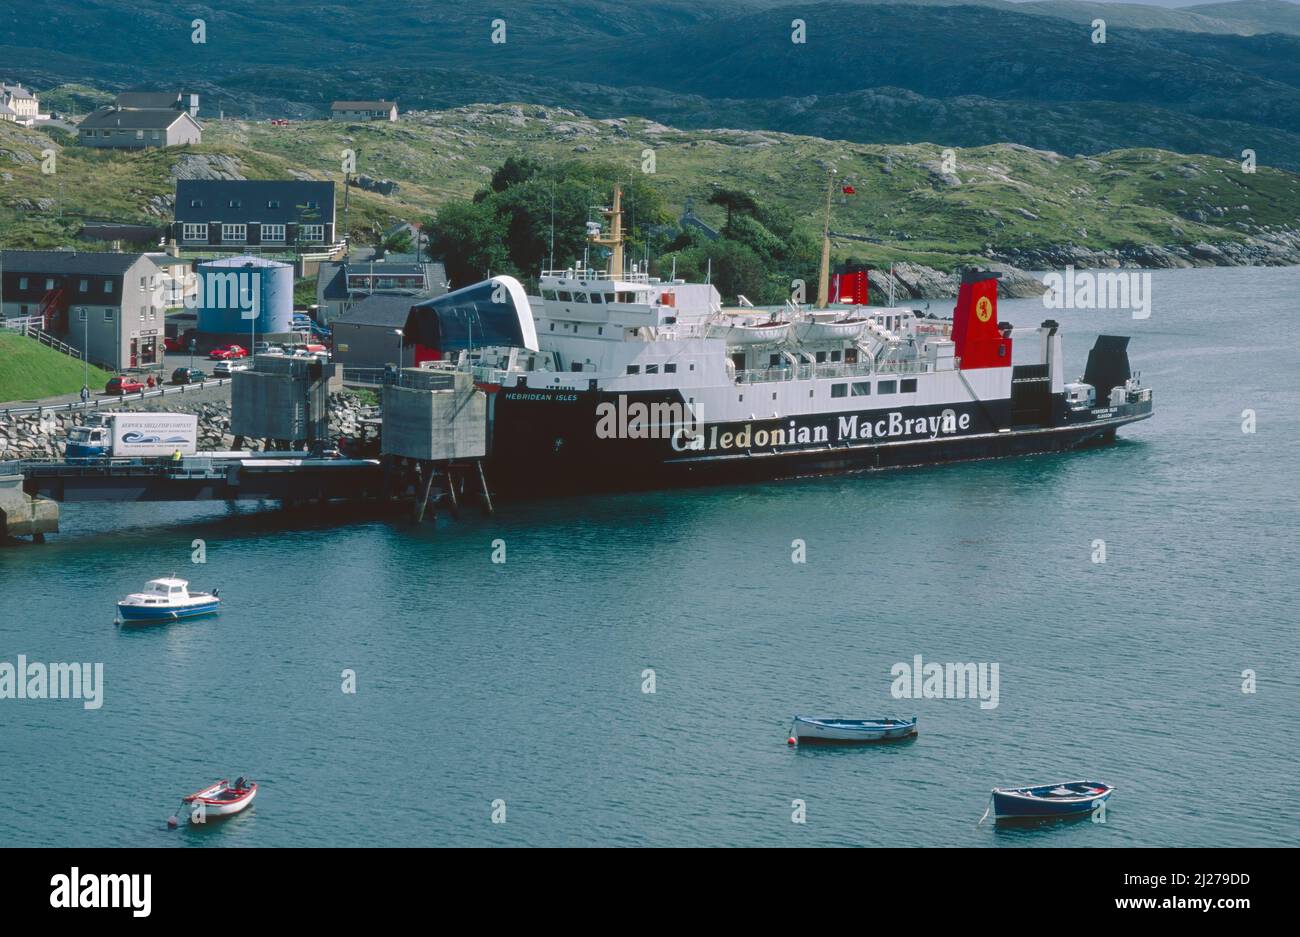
[2, 265, 1297, 847]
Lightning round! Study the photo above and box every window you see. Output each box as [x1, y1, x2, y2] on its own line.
[572, 292, 588, 303]
[300, 224, 324, 242]
[570, 362, 584, 372]
[590, 293, 603, 304]
[768, 353, 782, 367]
[182, 223, 207, 241]
[626, 365, 640, 375]
[103, 280, 112, 293]
[543, 290, 558, 301]
[136, 129, 144, 139]
[190, 199, 203, 208]
[604, 293, 615, 304]
[140, 305, 147, 319]
[815, 351, 827, 363]
[17, 277, 27, 289]
[104, 308, 114, 321]
[645, 364, 659, 374]
[664, 363, 677, 374]
[877, 380, 897, 394]
[852, 382, 871, 396]
[558, 291, 572, 302]
[78, 308, 86, 321]
[262, 224, 286, 243]
[79, 279, 89, 291]
[830, 350, 842, 362]
[228, 199, 242, 208]
[831, 384, 848, 398]
[45, 278, 54, 290]
[305, 201, 320, 210]
[548, 323, 555, 331]
[901, 378, 917, 393]
[267, 200, 280, 209]
[222, 224, 247, 242]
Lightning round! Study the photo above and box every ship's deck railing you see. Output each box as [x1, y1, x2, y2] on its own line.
[875, 358, 932, 375]
[541, 268, 652, 283]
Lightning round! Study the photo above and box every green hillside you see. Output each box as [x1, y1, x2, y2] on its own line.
[3, 104, 1297, 274]
[0, 331, 113, 403]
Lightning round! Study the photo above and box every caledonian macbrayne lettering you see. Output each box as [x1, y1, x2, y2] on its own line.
[671, 410, 974, 452]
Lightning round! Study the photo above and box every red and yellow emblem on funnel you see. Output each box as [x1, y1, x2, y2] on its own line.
[975, 296, 994, 323]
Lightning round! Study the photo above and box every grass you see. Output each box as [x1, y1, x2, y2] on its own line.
[0, 331, 114, 403]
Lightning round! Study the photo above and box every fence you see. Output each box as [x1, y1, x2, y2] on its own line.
[0, 378, 234, 418]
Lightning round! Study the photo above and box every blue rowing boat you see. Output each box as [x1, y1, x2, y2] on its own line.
[788, 715, 918, 744]
[991, 780, 1114, 819]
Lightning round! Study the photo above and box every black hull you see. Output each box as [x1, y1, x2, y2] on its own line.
[483, 387, 1153, 497]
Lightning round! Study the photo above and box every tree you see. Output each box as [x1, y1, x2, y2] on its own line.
[708, 189, 759, 234]
[426, 200, 511, 288]
[491, 156, 542, 193]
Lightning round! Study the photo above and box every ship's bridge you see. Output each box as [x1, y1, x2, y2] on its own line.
[537, 268, 718, 335]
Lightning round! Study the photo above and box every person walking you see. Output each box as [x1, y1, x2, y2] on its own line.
[79, 385, 89, 404]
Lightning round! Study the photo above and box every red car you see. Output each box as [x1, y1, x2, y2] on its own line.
[105, 375, 145, 395]
[208, 344, 249, 361]
[163, 335, 185, 352]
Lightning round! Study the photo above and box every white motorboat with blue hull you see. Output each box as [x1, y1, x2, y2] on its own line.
[991, 780, 1114, 820]
[789, 715, 918, 744]
[116, 577, 220, 623]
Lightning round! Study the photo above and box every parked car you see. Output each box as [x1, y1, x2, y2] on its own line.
[208, 344, 249, 361]
[105, 375, 145, 395]
[171, 367, 207, 385]
[213, 360, 249, 375]
[163, 335, 185, 352]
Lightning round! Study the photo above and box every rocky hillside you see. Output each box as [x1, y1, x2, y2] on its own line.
[3, 103, 1298, 285]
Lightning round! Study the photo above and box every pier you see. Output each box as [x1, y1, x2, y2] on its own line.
[1, 360, 492, 542]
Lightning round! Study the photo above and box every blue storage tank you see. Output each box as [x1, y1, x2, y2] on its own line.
[196, 255, 294, 334]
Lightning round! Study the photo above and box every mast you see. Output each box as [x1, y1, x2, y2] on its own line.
[816, 170, 835, 309]
[589, 184, 625, 277]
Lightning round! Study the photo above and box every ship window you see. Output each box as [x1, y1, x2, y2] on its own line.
[815, 351, 827, 363]
[558, 291, 572, 302]
[689, 364, 695, 371]
[543, 290, 558, 300]
[901, 378, 917, 393]
[571, 362, 584, 372]
[626, 365, 640, 375]
[831, 384, 847, 398]
[573, 292, 588, 303]
[664, 363, 677, 374]
[597, 327, 603, 335]
[830, 350, 842, 362]
[768, 353, 782, 367]
[852, 382, 871, 396]
[590, 293, 603, 304]
[877, 380, 897, 394]
[605, 293, 616, 304]
[646, 364, 659, 374]
[617, 292, 634, 303]
[549, 323, 555, 331]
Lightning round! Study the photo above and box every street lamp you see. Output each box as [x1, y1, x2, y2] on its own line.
[394, 328, 404, 368]
[82, 308, 89, 396]
[189, 338, 196, 371]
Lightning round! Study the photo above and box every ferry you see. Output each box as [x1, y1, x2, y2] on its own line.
[116, 577, 220, 623]
[401, 185, 1153, 494]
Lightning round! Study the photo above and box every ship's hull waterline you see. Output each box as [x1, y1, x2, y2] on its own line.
[484, 389, 1153, 495]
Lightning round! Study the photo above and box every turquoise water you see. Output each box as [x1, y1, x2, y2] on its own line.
[2, 266, 1297, 847]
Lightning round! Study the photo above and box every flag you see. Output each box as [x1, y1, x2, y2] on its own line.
[842, 185, 856, 195]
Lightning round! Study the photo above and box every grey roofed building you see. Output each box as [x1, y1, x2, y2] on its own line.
[172, 179, 337, 250]
[330, 100, 398, 122]
[0, 249, 174, 372]
[78, 105, 202, 148]
[331, 290, 438, 369]
[315, 259, 446, 322]
[80, 108, 193, 130]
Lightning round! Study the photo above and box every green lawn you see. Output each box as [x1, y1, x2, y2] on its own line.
[0, 331, 113, 403]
